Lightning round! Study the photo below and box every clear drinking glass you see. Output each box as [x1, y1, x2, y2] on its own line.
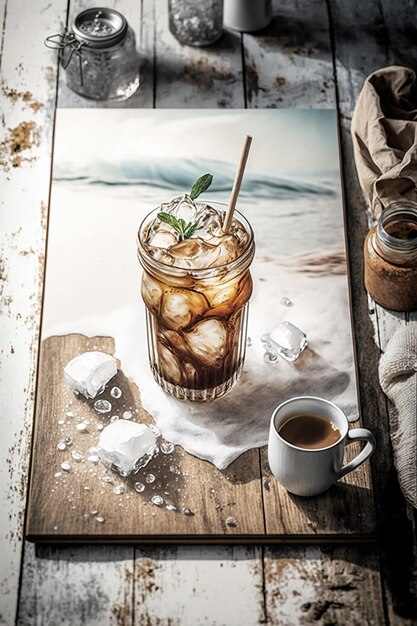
[168, 0, 223, 46]
[137, 206, 254, 401]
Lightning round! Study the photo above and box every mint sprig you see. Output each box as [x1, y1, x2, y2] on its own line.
[190, 173, 213, 200]
[157, 212, 202, 242]
[157, 173, 213, 241]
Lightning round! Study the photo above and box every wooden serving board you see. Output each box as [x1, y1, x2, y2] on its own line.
[26, 332, 375, 543]
[25, 108, 375, 543]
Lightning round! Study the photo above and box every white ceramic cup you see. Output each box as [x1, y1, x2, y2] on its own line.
[268, 396, 376, 497]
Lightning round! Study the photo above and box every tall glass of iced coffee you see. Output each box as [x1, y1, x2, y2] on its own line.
[137, 177, 255, 401]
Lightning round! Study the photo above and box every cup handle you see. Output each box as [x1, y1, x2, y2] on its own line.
[336, 428, 376, 480]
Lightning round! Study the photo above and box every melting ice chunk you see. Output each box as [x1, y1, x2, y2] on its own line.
[97, 421, 157, 477]
[64, 351, 117, 399]
[262, 321, 307, 362]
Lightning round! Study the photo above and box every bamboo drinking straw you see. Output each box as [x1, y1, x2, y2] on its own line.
[223, 135, 252, 233]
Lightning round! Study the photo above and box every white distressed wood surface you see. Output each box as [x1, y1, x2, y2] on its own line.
[1, 0, 416, 624]
[243, 0, 335, 109]
[263, 545, 384, 625]
[134, 546, 265, 626]
[17, 544, 134, 626]
[0, 0, 68, 623]
[152, 0, 244, 108]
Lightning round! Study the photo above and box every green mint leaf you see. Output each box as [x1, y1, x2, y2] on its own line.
[157, 212, 181, 231]
[190, 173, 213, 200]
[183, 223, 203, 239]
[157, 212, 188, 241]
[157, 212, 203, 241]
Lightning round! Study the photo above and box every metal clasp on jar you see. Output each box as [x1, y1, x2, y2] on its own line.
[45, 31, 86, 85]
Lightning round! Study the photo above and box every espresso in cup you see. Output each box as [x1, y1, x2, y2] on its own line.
[278, 413, 341, 450]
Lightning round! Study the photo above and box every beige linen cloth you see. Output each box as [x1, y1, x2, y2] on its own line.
[351, 65, 417, 216]
[353, 66, 417, 507]
[379, 326, 417, 508]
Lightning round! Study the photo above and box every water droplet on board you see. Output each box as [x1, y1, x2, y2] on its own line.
[161, 442, 174, 454]
[151, 495, 164, 506]
[145, 473, 155, 484]
[110, 386, 122, 398]
[94, 399, 112, 414]
[183, 507, 194, 517]
[134, 482, 145, 493]
[113, 484, 125, 495]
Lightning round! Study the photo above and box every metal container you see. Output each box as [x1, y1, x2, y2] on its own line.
[45, 7, 140, 101]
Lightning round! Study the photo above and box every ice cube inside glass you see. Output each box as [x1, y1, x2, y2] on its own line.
[137, 198, 255, 401]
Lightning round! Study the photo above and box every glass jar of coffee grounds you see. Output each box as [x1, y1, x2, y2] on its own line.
[364, 201, 417, 311]
[46, 8, 139, 101]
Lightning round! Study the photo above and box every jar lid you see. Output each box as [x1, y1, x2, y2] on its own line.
[72, 7, 128, 48]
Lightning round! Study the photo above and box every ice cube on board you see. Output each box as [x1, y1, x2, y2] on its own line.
[262, 321, 307, 362]
[64, 351, 117, 399]
[97, 421, 157, 477]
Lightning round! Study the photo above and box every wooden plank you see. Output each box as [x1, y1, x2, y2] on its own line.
[0, 0, 68, 623]
[263, 545, 385, 625]
[57, 0, 154, 108]
[242, 0, 335, 109]
[17, 543, 134, 626]
[134, 545, 265, 625]
[151, 0, 244, 107]
[25, 98, 373, 543]
[329, 0, 417, 622]
[26, 334, 265, 541]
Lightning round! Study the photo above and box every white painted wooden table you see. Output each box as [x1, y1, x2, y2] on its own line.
[1, 1, 416, 624]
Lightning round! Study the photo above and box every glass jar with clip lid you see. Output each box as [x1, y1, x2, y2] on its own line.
[45, 7, 140, 101]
